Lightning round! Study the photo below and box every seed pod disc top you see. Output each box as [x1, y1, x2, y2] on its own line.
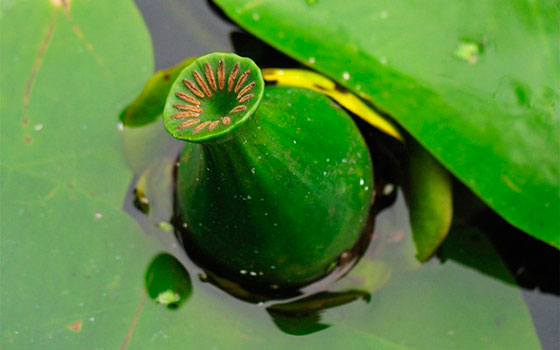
[163, 53, 265, 143]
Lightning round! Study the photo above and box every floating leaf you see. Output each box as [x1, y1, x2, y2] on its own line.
[146, 253, 192, 309]
[120, 57, 196, 127]
[215, 0, 560, 247]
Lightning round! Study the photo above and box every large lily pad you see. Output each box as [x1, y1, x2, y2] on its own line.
[214, 0, 560, 247]
[0, 0, 154, 348]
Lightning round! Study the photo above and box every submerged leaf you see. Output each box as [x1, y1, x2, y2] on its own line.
[405, 142, 453, 261]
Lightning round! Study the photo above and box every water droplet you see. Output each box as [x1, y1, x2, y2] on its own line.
[94, 211, 102, 220]
[383, 183, 394, 195]
[342, 158, 348, 163]
[293, 139, 297, 144]
[240, 269, 247, 274]
[342, 71, 350, 80]
[252, 13, 260, 21]
[117, 122, 124, 131]
[323, 171, 327, 176]
[249, 271, 257, 276]
[251, 168, 256, 174]
[34, 123, 43, 131]
[308, 57, 316, 64]
[360, 178, 365, 185]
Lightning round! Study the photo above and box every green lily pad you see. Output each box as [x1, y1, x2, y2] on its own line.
[214, 0, 560, 247]
[0, 0, 154, 348]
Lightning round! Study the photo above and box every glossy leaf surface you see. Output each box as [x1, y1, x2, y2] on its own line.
[214, 0, 560, 247]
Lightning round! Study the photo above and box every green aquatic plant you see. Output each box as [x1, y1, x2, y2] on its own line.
[163, 53, 374, 288]
[163, 53, 264, 142]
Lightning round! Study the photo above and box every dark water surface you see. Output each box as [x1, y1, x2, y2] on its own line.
[133, 0, 559, 348]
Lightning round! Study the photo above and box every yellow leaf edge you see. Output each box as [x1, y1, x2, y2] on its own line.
[262, 68, 404, 142]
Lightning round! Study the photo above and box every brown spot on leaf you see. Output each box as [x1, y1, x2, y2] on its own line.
[23, 13, 58, 123]
[51, 0, 70, 9]
[67, 320, 82, 332]
[120, 298, 146, 350]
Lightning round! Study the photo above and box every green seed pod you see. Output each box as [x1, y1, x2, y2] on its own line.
[163, 53, 264, 142]
[164, 53, 374, 289]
